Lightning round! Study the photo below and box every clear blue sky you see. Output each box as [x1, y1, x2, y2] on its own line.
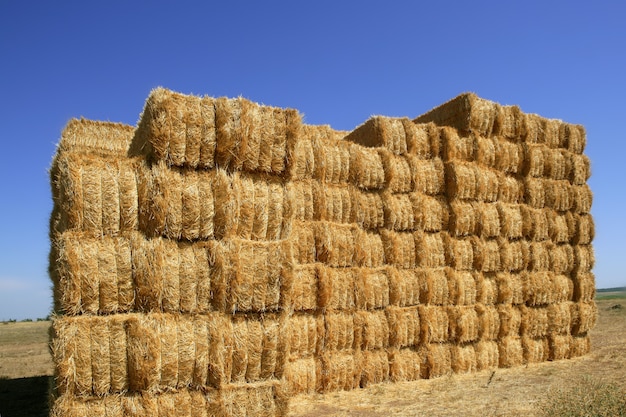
[0, 1, 624, 320]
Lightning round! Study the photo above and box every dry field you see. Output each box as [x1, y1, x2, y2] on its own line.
[0, 294, 623, 417]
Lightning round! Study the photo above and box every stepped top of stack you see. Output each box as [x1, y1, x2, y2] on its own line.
[55, 118, 135, 158]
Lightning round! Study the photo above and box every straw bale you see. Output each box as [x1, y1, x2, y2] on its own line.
[553, 274, 574, 303]
[389, 348, 421, 382]
[569, 335, 591, 358]
[494, 139, 524, 175]
[442, 126, 476, 162]
[348, 143, 386, 190]
[88, 316, 111, 395]
[289, 313, 322, 358]
[522, 143, 546, 177]
[354, 309, 390, 350]
[107, 315, 129, 393]
[474, 166, 500, 202]
[290, 221, 316, 264]
[495, 272, 525, 305]
[548, 334, 571, 360]
[234, 175, 255, 239]
[544, 179, 573, 211]
[55, 118, 134, 158]
[542, 148, 570, 180]
[498, 304, 522, 337]
[476, 304, 500, 340]
[547, 302, 573, 335]
[360, 349, 390, 387]
[378, 149, 413, 193]
[120, 393, 159, 417]
[571, 184, 593, 214]
[267, 182, 289, 241]
[418, 268, 449, 305]
[317, 351, 361, 392]
[416, 231, 447, 268]
[221, 381, 288, 417]
[520, 206, 549, 241]
[411, 157, 446, 195]
[569, 153, 591, 185]
[125, 314, 160, 392]
[410, 193, 449, 232]
[322, 312, 355, 352]
[499, 239, 530, 272]
[386, 306, 421, 348]
[498, 174, 524, 204]
[546, 211, 570, 245]
[475, 202, 500, 238]
[550, 243, 575, 275]
[523, 113, 547, 144]
[448, 200, 477, 237]
[353, 229, 385, 268]
[528, 241, 552, 271]
[475, 341, 499, 370]
[387, 267, 421, 307]
[443, 235, 475, 271]
[572, 271, 596, 302]
[380, 230, 417, 269]
[207, 313, 235, 388]
[445, 162, 476, 200]
[471, 237, 501, 273]
[520, 306, 549, 338]
[178, 243, 201, 313]
[418, 306, 449, 343]
[494, 104, 525, 139]
[312, 182, 352, 224]
[521, 337, 550, 363]
[51, 316, 89, 395]
[314, 222, 357, 267]
[286, 180, 314, 222]
[476, 272, 498, 305]
[496, 203, 523, 239]
[383, 192, 415, 231]
[447, 306, 479, 343]
[312, 135, 351, 183]
[289, 133, 315, 181]
[447, 270, 477, 305]
[497, 336, 523, 368]
[344, 116, 408, 155]
[318, 266, 356, 310]
[292, 264, 318, 311]
[355, 268, 390, 310]
[413, 93, 498, 137]
[572, 214, 594, 245]
[570, 302, 598, 335]
[574, 244, 595, 273]
[419, 343, 452, 379]
[351, 188, 385, 229]
[523, 271, 555, 306]
[476, 135, 498, 168]
[212, 168, 239, 239]
[404, 120, 433, 158]
[523, 178, 545, 208]
[557, 123, 585, 153]
[450, 344, 477, 374]
[285, 357, 317, 395]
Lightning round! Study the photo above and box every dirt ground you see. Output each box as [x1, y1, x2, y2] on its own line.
[0, 294, 623, 417]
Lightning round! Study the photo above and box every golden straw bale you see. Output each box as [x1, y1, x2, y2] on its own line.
[476, 135, 498, 168]
[322, 312, 355, 352]
[522, 337, 550, 363]
[544, 179, 573, 212]
[475, 202, 501, 239]
[499, 239, 530, 272]
[89, 316, 111, 396]
[286, 180, 314, 222]
[234, 175, 255, 239]
[448, 200, 477, 237]
[574, 244, 595, 273]
[476, 304, 500, 340]
[442, 126, 476, 162]
[81, 159, 104, 232]
[524, 178, 545, 208]
[318, 266, 356, 310]
[387, 267, 421, 307]
[410, 193, 449, 232]
[471, 237, 501, 273]
[569, 335, 591, 358]
[498, 336, 524, 368]
[212, 168, 240, 239]
[285, 357, 317, 395]
[476, 272, 498, 305]
[344, 116, 408, 155]
[416, 231, 447, 268]
[548, 334, 571, 361]
[520, 206, 549, 241]
[292, 264, 318, 311]
[351, 188, 385, 229]
[450, 344, 477, 374]
[523, 113, 547, 144]
[418, 306, 449, 343]
[543, 148, 571, 180]
[494, 104, 525, 139]
[522, 143, 546, 177]
[418, 268, 450, 305]
[251, 180, 270, 240]
[54, 118, 134, 158]
[494, 139, 524, 174]
[550, 243, 575, 275]
[475, 341, 499, 370]
[544, 118, 564, 149]
[125, 314, 161, 392]
[569, 153, 591, 186]
[378, 149, 413, 193]
[445, 161, 477, 200]
[383, 192, 415, 231]
[443, 235, 475, 271]
[355, 268, 390, 310]
[139, 160, 183, 239]
[410, 157, 446, 195]
[419, 343, 452, 379]
[404, 120, 432, 158]
[221, 381, 289, 417]
[447, 306, 479, 343]
[311, 134, 351, 184]
[314, 222, 357, 267]
[523, 271, 555, 306]
[290, 221, 316, 264]
[51, 316, 89, 395]
[289, 131, 315, 181]
[353, 229, 385, 268]
[547, 302, 573, 335]
[496, 203, 523, 239]
[572, 271, 596, 302]
[572, 214, 594, 245]
[389, 348, 421, 382]
[570, 302, 598, 335]
[528, 241, 552, 271]
[348, 144, 385, 190]
[386, 306, 421, 348]
[289, 313, 322, 359]
[498, 174, 524, 204]
[317, 351, 361, 392]
[555, 123, 583, 153]
[354, 310, 390, 350]
[312, 182, 353, 224]
[498, 305, 522, 337]
[380, 230, 417, 269]
[553, 274, 574, 303]
[447, 270, 477, 305]
[495, 272, 525, 305]
[571, 184, 593, 214]
[520, 306, 549, 338]
[360, 349, 390, 387]
[475, 166, 500, 202]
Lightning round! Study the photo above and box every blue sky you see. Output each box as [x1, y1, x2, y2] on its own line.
[0, 1, 624, 320]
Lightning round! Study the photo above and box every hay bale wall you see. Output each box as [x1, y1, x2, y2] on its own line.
[49, 89, 595, 416]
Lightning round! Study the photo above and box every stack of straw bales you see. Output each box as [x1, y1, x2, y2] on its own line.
[49, 89, 596, 416]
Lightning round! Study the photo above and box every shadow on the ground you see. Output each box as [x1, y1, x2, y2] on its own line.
[0, 376, 50, 417]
